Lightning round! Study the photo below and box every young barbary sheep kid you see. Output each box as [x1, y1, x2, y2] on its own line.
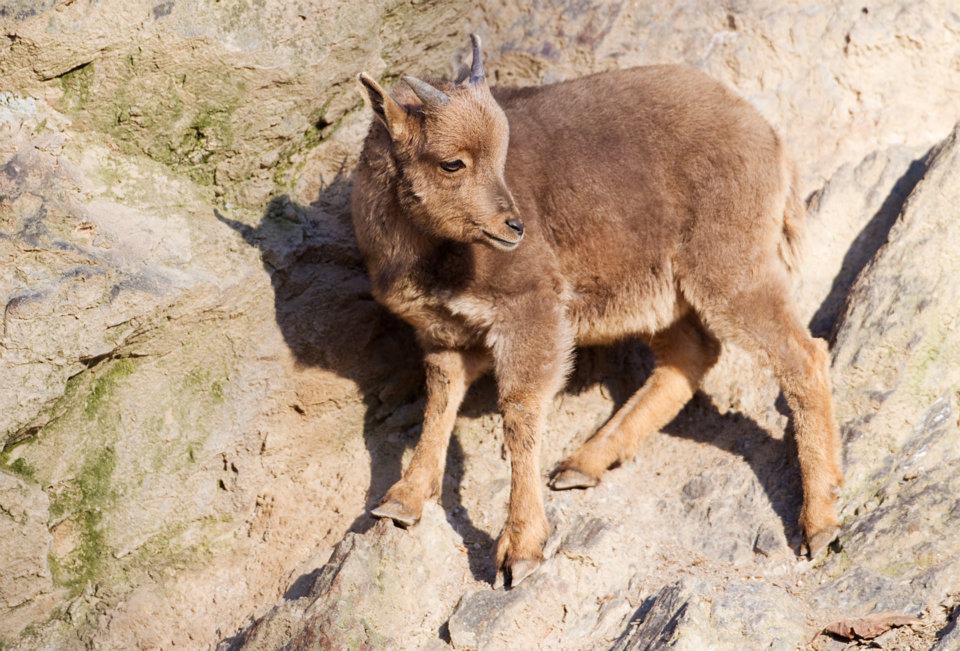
[351, 35, 842, 586]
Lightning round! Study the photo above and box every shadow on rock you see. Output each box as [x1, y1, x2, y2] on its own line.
[215, 177, 498, 583]
[215, 173, 809, 597]
[666, 395, 803, 546]
[809, 149, 932, 340]
[576, 344, 803, 546]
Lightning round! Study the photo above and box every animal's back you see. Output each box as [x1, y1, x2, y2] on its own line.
[494, 65, 800, 342]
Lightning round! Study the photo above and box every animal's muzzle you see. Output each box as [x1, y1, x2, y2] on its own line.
[505, 218, 524, 237]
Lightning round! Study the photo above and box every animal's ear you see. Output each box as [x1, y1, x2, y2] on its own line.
[357, 72, 409, 139]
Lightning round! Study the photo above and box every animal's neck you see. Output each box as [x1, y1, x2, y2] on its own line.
[369, 197, 474, 295]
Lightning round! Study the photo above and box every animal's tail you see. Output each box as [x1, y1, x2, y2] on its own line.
[778, 157, 805, 275]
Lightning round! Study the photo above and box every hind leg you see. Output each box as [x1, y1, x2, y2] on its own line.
[551, 314, 720, 489]
[689, 280, 844, 557]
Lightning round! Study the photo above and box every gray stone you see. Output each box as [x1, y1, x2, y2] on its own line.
[610, 582, 690, 651]
[230, 503, 470, 651]
[2, 1, 960, 649]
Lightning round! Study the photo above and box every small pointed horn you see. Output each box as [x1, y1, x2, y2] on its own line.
[402, 75, 450, 107]
[469, 33, 485, 84]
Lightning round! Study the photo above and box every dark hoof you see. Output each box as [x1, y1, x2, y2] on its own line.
[549, 468, 599, 491]
[496, 558, 541, 589]
[370, 500, 419, 527]
[801, 525, 839, 559]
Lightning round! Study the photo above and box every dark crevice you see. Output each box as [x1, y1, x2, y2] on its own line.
[437, 619, 451, 644]
[1, 426, 40, 456]
[80, 352, 112, 369]
[610, 584, 687, 651]
[935, 605, 960, 645]
[282, 567, 322, 601]
[809, 147, 934, 340]
[48, 60, 94, 82]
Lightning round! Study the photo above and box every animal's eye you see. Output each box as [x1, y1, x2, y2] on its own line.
[439, 159, 466, 173]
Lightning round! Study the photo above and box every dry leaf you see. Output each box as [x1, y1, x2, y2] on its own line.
[823, 612, 919, 640]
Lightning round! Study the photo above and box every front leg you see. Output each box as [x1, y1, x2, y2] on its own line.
[496, 391, 552, 586]
[372, 347, 489, 526]
[493, 298, 573, 586]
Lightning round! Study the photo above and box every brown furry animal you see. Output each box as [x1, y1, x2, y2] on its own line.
[352, 35, 843, 586]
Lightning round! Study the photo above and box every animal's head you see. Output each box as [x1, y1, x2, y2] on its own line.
[358, 35, 524, 251]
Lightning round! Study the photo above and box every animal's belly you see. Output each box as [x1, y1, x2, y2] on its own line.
[567, 276, 684, 345]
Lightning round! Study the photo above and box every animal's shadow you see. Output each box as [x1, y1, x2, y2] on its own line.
[571, 346, 803, 549]
[216, 174, 805, 589]
[215, 179, 499, 583]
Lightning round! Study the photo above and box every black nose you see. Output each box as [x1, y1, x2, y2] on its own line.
[505, 218, 524, 236]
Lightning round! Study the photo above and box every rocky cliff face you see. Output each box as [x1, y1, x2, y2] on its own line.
[1, 1, 959, 650]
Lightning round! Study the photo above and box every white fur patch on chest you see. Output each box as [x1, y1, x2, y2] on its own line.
[379, 282, 492, 349]
[444, 294, 498, 330]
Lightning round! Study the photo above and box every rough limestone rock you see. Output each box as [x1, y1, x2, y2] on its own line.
[230, 127, 960, 651]
[2, 1, 960, 649]
[227, 503, 467, 651]
[0, 473, 53, 641]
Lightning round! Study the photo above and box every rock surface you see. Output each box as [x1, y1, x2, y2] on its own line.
[2, 1, 960, 650]
[0, 473, 53, 640]
[229, 127, 960, 651]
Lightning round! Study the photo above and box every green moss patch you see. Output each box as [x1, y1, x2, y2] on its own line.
[84, 358, 135, 420]
[7, 457, 36, 479]
[0, 434, 38, 480]
[21, 358, 138, 593]
[8, 312, 242, 645]
[50, 447, 117, 595]
[55, 47, 246, 189]
[58, 62, 95, 112]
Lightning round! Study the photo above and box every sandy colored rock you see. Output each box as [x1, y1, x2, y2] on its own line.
[0, 473, 54, 640]
[230, 502, 468, 650]
[234, 123, 960, 651]
[2, 1, 960, 650]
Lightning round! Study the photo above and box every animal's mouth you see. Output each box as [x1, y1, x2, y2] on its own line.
[482, 230, 522, 251]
